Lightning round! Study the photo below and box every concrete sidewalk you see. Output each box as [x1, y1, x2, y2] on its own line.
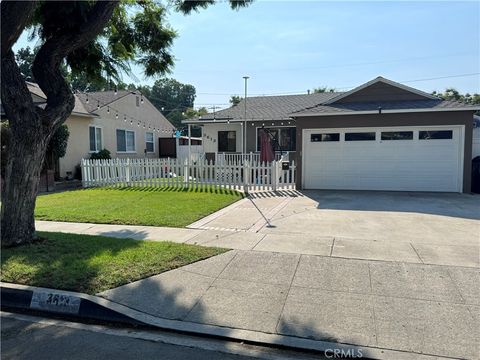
[36, 215, 480, 267]
[98, 250, 480, 359]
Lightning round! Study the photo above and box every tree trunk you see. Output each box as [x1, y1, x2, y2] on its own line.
[1, 1, 118, 247]
[1, 127, 48, 246]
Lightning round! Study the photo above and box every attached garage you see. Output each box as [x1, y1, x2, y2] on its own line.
[303, 126, 464, 192]
[291, 77, 479, 193]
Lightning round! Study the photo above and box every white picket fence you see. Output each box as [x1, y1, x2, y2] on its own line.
[216, 152, 286, 165]
[80, 157, 296, 192]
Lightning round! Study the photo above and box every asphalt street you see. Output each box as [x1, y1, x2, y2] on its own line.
[0, 312, 323, 360]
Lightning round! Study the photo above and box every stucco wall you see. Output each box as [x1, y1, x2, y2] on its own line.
[201, 123, 243, 153]
[59, 115, 93, 177]
[294, 111, 475, 193]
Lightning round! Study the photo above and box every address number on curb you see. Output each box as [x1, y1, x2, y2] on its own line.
[30, 291, 81, 314]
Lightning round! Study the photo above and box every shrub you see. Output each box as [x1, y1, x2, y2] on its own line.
[90, 149, 111, 160]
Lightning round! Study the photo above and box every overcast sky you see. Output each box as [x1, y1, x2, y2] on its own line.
[14, 1, 480, 110]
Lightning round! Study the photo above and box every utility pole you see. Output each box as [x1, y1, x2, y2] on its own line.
[243, 76, 249, 155]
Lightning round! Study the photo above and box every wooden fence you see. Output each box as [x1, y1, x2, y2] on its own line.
[81, 157, 296, 192]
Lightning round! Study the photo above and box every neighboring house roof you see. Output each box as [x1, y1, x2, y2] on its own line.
[76, 90, 132, 113]
[1, 82, 93, 117]
[195, 92, 340, 121]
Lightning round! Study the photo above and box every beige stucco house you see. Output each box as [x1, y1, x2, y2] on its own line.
[4, 83, 176, 178]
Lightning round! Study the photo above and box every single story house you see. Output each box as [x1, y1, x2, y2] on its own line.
[184, 77, 479, 193]
[2, 83, 176, 178]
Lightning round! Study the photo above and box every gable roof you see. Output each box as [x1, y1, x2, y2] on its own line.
[196, 92, 340, 121]
[291, 99, 479, 117]
[76, 90, 133, 113]
[24, 82, 94, 117]
[324, 76, 438, 104]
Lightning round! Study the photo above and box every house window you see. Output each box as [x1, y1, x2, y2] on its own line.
[136, 96, 140, 107]
[419, 130, 453, 140]
[345, 132, 376, 141]
[311, 133, 340, 142]
[218, 131, 236, 152]
[116, 129, 136, 152]
[89, 126, 102, 152]
[256, 127, 296, 151]
[146, 132, 155, 152]
[381, 131, 413, 140]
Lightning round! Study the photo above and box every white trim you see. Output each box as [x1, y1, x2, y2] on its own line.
[145, 131, 155, 153]
[292, 106, 480, 118]
[116, 128, 136, 153]
[88, 125, 103, 153]
[302, 125, 464, 193]
[324, 76, 438, 105]
[459, 125, 465, 193]
[182, 118, 294, 125]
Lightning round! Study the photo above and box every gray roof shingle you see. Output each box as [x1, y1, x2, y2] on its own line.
[198, 92, 340, 121]
[291, 99, 480, 116]
[76, 90, 133, 113]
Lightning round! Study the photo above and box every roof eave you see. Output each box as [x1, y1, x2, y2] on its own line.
[290, 106, 480, 118]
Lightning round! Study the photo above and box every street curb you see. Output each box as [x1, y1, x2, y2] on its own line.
[0, 282, 450, 360]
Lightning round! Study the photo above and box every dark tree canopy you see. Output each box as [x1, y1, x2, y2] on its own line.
[432, 88, 480, 105]
[313, 86, 336, 93]
[230, 95, 243, 106]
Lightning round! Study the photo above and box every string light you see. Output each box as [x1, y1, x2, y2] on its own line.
[79, 90, 179, 137]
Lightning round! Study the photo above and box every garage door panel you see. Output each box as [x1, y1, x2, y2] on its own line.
[303, 127, 462, 192]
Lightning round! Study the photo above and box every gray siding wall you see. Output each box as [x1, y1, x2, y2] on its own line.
[335, 82, 430, 103]
[294, 111, 475, 193]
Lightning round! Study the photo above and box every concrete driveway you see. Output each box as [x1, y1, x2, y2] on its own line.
[187, 191, 480, 267]
[94, 190, 480, 359]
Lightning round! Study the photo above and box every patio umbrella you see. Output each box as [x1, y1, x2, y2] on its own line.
[259, 129, 275, 163]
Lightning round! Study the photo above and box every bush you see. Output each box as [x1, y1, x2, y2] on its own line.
[90, 149, 111, 160]
[48, 124, 70, 159]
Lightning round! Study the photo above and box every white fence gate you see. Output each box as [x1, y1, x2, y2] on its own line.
[81, 157, 296, 192]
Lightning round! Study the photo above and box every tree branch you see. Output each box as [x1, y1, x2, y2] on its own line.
[32, 1, 119, 128]
[1, 1, 37, 55]
[1, 2, 39, 133]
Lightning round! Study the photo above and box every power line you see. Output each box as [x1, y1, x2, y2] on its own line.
[174, 52, 477, 75]
[194, 73, 480, 97]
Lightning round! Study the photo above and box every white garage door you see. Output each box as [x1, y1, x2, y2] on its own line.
[303, 126, 464, 192]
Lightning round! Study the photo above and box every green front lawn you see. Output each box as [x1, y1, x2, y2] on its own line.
[35, 187, 243, 227]
[1, 232, 226, 294]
